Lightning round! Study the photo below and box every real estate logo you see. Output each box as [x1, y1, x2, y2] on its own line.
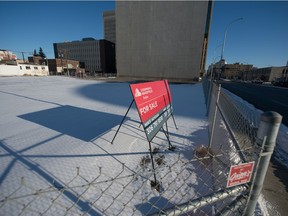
[134, 88, 142, 97]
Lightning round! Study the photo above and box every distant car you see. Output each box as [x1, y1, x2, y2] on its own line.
[272, 80, 288, 87]
[252, 80, 263, 84]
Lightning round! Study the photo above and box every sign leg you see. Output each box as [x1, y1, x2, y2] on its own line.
[162, 122, 175, 151]
[111, 99, 134, 144]
[171, 113, 178, 130]
[148, 141, 160, 190]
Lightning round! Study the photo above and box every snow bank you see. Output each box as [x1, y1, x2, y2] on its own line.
[222, 88, 288, 169]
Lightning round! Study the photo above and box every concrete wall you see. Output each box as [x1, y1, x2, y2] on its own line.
[0, 64, 49, 76]
[116, 1, 211, 82]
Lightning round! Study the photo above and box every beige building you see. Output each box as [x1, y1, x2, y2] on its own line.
[0, 63, 49, 76]
[0, 50, 17, 61]
[116, 1, 213, 82]
[243, 66, 286, 82]
[221, 63, 253, 80]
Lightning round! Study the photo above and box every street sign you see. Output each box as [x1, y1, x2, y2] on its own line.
[227, 162, 255, 188]
[130, 80, 173, 141]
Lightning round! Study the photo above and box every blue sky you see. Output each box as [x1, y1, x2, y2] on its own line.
[0, 1, 287, 69]
[0, 1, 115, 58]
[207, 1, 288, 68]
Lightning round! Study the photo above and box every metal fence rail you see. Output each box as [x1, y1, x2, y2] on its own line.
[0, 78, 282, 215]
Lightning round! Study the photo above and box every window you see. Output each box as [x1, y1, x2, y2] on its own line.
[26, 66, 31, 70]
[20, 66, 22, 70]
[34, 67, 38, 70]
[41, 67, 45, 70]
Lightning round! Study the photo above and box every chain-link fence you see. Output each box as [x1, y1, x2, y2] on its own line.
[203, 77, 282, 215]
[1, 78, 282, 215]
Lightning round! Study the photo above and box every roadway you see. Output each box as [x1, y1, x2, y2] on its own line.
[219, 81, 288, 126]
[219, 81, 288, 215]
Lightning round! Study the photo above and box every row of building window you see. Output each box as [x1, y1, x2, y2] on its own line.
[20, 66, 46, 70]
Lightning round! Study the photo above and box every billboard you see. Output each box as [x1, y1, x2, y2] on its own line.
[227, 162, 255, 188]
[130, 80, 173, 141]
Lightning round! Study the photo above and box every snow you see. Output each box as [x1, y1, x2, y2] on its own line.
[0, 76, 209, 215]
[222, 88, 288, 169]
[0, 76, 285, 215]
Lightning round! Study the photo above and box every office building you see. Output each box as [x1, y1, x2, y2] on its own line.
[116, 1, 213, 82]
[53, 38, 116, 74]
[222, 63, 253, 80]
[243, 66, 286, 82]
[103, 11, 116, 44]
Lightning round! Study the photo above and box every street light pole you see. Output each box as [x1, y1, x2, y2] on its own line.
[213, 44, 223, 64]
[220, 17, 243, 61]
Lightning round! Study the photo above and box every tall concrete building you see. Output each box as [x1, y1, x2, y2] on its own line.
[103, 11, 116, 44]
[54, 38, 116, 74]
[116, 1, 213, 82]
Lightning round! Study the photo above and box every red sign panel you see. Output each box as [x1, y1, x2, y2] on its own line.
[130, 80, 173, 141]
[227, 162, 255, 188]
[130, 80, 172, 123]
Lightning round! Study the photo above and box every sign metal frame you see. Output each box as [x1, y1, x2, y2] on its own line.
[111, 80, 177, 190]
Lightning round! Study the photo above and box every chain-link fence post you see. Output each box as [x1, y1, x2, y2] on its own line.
[208, 84, 221, 149]
[244, 111, 282, 216]
[206, 79, 213, 116]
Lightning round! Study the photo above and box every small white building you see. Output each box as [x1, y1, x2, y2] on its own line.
[0, 63, 49, 76]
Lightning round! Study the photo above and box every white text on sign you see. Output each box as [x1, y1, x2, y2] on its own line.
[140, 101, 158, 115]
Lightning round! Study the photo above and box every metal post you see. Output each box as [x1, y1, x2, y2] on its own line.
[208, 84, 221, 149]
[148, 141, 159, 190]
[157, 185, 247, 216]
[206, 78, 213, 116]
[161, 123, 175, 151]
[111, 99, 134, 144]
[244, 111, 282, 215]
[171, 113, 178, 130]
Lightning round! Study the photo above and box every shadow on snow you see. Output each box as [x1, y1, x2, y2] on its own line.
[18, 105, 125, 142]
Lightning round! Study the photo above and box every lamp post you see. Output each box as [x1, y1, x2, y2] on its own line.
[220, 17, 243, 61]
[219, 17, 243, 80]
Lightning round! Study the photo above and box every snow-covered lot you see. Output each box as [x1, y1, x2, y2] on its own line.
[1, 76, 286, 215]
[0, 76, 210, 215]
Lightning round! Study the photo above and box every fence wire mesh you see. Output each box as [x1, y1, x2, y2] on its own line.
[1, 78, 266, 216]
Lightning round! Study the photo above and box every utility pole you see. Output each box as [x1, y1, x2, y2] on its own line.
[59, 49, 70, 76]
[21, 52, 25, 62]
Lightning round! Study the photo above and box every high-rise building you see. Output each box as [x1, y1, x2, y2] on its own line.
[103, 11, 116, 44]
[53, 38, 115, 74]
[116, 1, 213, 82]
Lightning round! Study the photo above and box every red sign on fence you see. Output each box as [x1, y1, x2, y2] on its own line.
[227, 162, 255, 188]
[130, 80, 173, 141]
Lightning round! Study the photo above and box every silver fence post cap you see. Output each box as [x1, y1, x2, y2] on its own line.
[261, 111, 282, 124]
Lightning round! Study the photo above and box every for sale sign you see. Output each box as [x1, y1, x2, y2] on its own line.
[227, 162, 255, 188]
[130, 80, 173, 141]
